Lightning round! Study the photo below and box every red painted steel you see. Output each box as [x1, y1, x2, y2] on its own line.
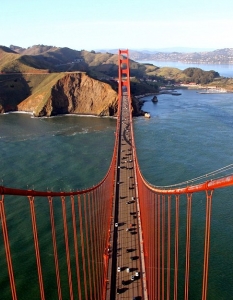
[0, 195, 17, 300]
[28, 196, 45, 300]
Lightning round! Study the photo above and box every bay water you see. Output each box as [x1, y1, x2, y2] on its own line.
[134, 89, 233, 299]
[0, 114, 116, 191]
[1, 86, 233, 298]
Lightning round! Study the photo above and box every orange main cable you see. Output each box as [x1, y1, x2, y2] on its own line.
[70, 195, 82, 300]
[28, 196, 45, 300]
[48, 196, 62, 300]
[0, 196, 17, 300]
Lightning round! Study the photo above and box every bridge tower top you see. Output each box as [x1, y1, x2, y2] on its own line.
[118, 49, 131, 98]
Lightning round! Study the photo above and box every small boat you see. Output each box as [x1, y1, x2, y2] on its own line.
[144, 113, 150, 118]
[199, 88, 227, 94]
[171, 91, 182, 96]
[151, 95, 158, 103]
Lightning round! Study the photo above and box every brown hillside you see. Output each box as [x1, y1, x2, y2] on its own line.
[17, 72, 118, 117]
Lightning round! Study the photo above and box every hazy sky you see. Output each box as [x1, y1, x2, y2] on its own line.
[1, 0, 233, 51]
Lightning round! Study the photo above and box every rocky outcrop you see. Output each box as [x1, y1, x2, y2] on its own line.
[131, 96, 145, 116]
[18, 72, 119, 117]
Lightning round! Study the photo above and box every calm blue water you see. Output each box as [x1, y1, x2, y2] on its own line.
[134, 89, 233, 185]
[0, 114, 116, 191]
[134, 89, 233, 299]
[1, 88, 233, 298]
[137, 60, 233, 78]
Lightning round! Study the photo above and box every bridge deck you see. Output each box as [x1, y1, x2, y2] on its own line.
[107, 94, 143, 299]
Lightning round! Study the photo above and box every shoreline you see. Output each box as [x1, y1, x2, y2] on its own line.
[135, 84, 231, 99]
[2, 110, 117, 119]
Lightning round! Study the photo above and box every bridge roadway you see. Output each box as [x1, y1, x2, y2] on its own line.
[107, 93, 143, 300]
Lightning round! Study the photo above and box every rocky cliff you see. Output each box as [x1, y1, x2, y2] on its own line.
[17, 72, 119, 117]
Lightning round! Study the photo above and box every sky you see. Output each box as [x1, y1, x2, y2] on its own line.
[1, 0, 233, 52]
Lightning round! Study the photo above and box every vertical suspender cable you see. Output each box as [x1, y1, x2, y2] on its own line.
[28, 196, 45, 300]
[99, 185, 105, 292]
[184, 194, 192, 300]
[154, 193, 158, 299]
[93, 189, 100, 300]
[61, 196, 73, 300]
[202, 190, 213, 300]
[173, 195, 180, 300]
[147, 191, 151, 298]
[158, 195, 161, 300]
[94, 188, 100, 300]
[162, 195, 165, 300]
[84, 193, 92, 299]
[99, 185, 105, 297]
[70, 195, 82, 300]
[89, 191, 97, 299]
[0, 195, 18, 300]
[102, 182, 111, 300]
[152, 192, 155, 300]
[167, 195, 171, 300]
[78, 194, 88, 299]
[48, 196, 62, 300]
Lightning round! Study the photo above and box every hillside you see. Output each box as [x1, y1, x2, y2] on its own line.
[1, 45, 221, 82]
[0, 45, 160, 95]
[17, 72, 119, 117]
[2, 45, 154, 77]
[1, 44, 231, 116]
[0, 47, 50, 73]
[0, 72, 119, 117]
[10, 44, 59, 55]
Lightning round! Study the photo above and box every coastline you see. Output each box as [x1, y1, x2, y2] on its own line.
[2, 110, 117, 119]
[3, 111, 34, 115]
[135, 84, 231, 99]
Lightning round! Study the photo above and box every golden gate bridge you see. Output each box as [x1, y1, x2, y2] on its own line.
[1, 49, 233, 299]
